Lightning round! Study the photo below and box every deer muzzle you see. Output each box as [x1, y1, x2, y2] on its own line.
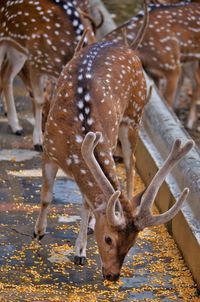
[102, 267, 120, 282]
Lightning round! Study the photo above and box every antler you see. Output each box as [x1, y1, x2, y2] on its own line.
[135, 139, 194, 230]
[74, 29, 89, 54]
[92, 9, 104, 30]
[77, 8, 104, 34]
[131, 0, 149, 49]
[81, 132, 125, 227]
[81, 132, 114, 197]
[106, 191, 126, 227]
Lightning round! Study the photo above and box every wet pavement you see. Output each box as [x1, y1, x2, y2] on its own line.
[0, 81, 200, 301]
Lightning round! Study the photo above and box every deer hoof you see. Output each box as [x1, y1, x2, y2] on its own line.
[34, 144, 43, 152]
[33, 231, 45, 241]
[74, 255, 86, 266]
[87, 227, 94, 235]
[15, 129, 23, 136]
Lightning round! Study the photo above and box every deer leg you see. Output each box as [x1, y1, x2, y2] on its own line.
[0, 45, 6, 91]
[187, 90, 198, 129]
[1, 93, 8, 116]
[0, 47, 6, 115]
[174, 66, 185, 109]
[163, 65, 181, 107]
[74, 199, 91, 265]
[30, 73, 46, 151]
[187, 62, 200, 129]
[118, 124, 137, 199]
[0, 90, 7, 116]
[34, 158, 58, 240]
[1, 48, 26, 134]
[88, 212, 95, 234]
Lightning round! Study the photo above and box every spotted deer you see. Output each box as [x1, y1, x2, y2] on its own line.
[150, 0, 200, 129]
[104, 2, 200, 129]
[33, 2, 194, 281]
[0, 0, 97, 151]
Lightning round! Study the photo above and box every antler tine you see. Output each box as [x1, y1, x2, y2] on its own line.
[144, 188, 189, 228]
[131, 0, 149, 50]
[134, 139, 194, 230]
[77, 8, 102, 34]
[140, 139, 194, 211]
[74, 29, 89, 54]
[121, 28, 129, 48]
[106, 191, 125, 227]
[95, 9, 104, 30]
[81, 132, 116, 198]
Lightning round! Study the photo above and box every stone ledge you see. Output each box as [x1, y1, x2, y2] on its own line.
[136, 126, 200, 289]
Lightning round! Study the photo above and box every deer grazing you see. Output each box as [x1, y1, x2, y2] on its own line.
[0, 0, 97, 151]
[33, 1, 194, 281]
[104, 1, 200, 129]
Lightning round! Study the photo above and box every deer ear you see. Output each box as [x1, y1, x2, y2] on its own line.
[131, 190, 145, 208]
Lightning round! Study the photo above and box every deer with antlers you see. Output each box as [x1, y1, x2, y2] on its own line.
[0, 0, 99, 151]
[33, 1, 194, 281]
[104, 1, 200, 129]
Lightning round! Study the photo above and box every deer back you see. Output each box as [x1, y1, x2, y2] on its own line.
[0, 0, 91, 77]
[104, 2, 200, 77]
[43, 40, 146, 199]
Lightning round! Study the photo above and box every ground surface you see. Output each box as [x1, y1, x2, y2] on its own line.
[0, 81, 200, 301]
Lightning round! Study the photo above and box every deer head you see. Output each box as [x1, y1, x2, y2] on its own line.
[81, 132, 193, 281]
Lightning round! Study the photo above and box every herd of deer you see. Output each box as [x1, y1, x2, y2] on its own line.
[0, 0, 198, 281]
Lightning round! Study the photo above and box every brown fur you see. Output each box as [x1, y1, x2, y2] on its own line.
[0, 0, 95, 147]
[35, 40, 147, 280]
[104, 2, 200, 123]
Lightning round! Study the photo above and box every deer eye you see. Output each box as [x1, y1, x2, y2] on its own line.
[105, 236, 112, 245]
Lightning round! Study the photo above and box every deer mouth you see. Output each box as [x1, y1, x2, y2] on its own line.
[102, 267, 120, 281]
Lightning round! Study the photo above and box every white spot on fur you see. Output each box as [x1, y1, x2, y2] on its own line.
[66, 158, 72, 166]
[84, 93, 90, 102]
[104, 159, 110, 165]
[78, 101, 84, 109]
[79, 113, 84, 121]
[77, 87, 83, 94]
[80, 169, 86, 174]
[76, 135, 83, 143]
[87, 118, 93, 125]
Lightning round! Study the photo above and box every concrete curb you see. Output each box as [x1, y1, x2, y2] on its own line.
[89, 0, 200, 288]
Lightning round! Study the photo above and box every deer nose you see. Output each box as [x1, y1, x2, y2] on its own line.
[105, 273, 120, 281]
[102, 268, 120, 281]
